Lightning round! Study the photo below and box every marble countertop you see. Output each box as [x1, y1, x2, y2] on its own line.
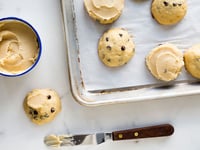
[0, 0, 200, 149]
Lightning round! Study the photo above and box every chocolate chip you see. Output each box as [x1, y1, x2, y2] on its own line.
[106, 37, 109, 42]
[163, 1, 168, 6]
[173, 3, 177, 7]
[119, 33, 123, 37]
[121, 46, 126, 51]
[107, 59, 111, 62]
[178, 3, 182, 6]
[44, 113, 49, 118]
[33, 110, 38, 115]
[106, 46, 112, 50]
[47, 95, 51, 99]
[51, 107, 55, 113]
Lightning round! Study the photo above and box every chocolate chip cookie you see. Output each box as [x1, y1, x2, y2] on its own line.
[184, 44, 200, 79]
[151, 0, 187, 25]
[23, 89, 61, 125]
[98, 28, 135, 67]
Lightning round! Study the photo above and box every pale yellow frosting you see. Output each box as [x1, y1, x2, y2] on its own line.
[0, 20, 39, 74]
[146, 44, 184, 81]
[84, 0, 124, 24]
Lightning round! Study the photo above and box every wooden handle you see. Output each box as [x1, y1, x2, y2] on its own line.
[112, 124, 174, 141]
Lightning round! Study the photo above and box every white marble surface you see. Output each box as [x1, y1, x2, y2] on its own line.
[0, 0, 200, 150]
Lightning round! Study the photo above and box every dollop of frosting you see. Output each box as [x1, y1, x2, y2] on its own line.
[146, 44, 184, 81]
[84, 0, 124, 24]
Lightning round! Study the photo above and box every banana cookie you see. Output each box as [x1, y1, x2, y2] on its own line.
[84, 0, 124, 24]
[151, 0, 187, 25]
[146, 43, 184, 81]
[184, 44, 200, 79]
[98, 28, 135, 67]
[23, 89, 61, 125]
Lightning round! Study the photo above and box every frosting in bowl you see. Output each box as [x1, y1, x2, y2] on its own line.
[0, 18, 40, 75]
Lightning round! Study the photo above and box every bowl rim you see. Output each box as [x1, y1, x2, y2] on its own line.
[0, 17, 42, 77]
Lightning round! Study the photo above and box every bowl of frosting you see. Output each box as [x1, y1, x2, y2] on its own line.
[0, 17, 42, 77]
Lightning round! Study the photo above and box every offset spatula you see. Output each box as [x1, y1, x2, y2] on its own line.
[44, 124, 174, 147]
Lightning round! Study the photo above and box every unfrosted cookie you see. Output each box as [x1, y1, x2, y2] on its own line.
[84, 0, 124, 24]
[151, 0, 187, 25]
[98, 28, 135, 67]
[146, 43, 184, 81]
[23, 89, 61, 125]
[184, 44, 200, 79]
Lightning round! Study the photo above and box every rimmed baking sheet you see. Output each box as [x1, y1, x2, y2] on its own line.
[61, 0, 200, 106]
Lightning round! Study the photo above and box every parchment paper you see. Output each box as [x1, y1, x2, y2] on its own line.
[73, 0, 200, 91]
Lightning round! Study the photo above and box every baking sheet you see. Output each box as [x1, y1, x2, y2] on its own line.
[61, 0, 200, 106]
[73, 0, 200, 91]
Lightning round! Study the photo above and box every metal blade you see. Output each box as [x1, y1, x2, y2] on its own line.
[44, 133, 112, 147]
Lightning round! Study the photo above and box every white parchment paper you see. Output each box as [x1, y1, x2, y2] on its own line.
[73, 0, 200, 91]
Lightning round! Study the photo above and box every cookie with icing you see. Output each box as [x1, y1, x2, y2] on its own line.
[84, 0, 124, 24]
[23, 89, 61, 125]
[146, 43, 184, 81]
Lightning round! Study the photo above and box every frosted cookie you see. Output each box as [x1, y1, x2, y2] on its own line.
[84, 0, 124, 24]
[98, 28, 135, 67]
[184, 44, 200, 79]
[151, 0, 187, 25]
[146, 43, 184, 81]
[23, 89, 61, 125]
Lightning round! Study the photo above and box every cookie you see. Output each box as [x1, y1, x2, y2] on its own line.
[151, 0, 187, 25]
[84, 0, 124, 24]
[146, 43, 184, 81]
[184, 44, 200, 79]
[23, 89, 61, 125]
[98, 28, 135, 67]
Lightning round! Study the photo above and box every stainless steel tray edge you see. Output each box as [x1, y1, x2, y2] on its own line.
[61, 0, 200, 107]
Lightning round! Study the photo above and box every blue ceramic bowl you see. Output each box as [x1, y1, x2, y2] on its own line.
[0, 17, 42, 77]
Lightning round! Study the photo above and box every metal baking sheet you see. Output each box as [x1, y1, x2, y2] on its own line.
[61, 0, 200, 106]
